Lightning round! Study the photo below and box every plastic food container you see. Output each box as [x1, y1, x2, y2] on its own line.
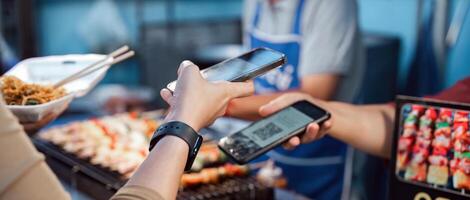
[2, 54, 110, 122]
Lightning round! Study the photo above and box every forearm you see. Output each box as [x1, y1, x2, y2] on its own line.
[121, 110, 196, 200]
[124, 136, 188, 200]
[0, 99, 70, 199]
[324, 101, 395, 158]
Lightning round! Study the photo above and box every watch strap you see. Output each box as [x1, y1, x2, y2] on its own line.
[149, 121, 203, 171]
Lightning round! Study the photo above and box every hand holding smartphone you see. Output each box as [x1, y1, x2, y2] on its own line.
[167, 47, 286, 91]
[218, 100, 330, 164]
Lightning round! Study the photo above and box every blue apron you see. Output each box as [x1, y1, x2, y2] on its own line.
[248, 1, 348, 199]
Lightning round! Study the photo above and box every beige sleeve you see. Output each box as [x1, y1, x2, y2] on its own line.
[0, 98, 70, 200]
[111, 185, 165, 200]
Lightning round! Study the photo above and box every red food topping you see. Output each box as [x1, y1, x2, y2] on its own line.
[424, 108, 437, 120]
[412, 105, 425, 113]
[92, 119, 118, 149]
[454, 111, 469, 122]
[432, 146, 448, 156]
[398, 137, 414, 152]
[453, 122, 469, 132]
[450, 159, 460, 174]
[458, 158, 470, 175]
[428, 155, 448, 166]
[439, 108, 452, 118]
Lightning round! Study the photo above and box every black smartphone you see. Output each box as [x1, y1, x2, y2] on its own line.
[218, 100, 331, 164]
[166, 47, 285, 91]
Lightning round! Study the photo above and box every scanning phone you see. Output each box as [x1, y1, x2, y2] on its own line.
[218, 100, 331, 164]
[166, 47, 285, 91]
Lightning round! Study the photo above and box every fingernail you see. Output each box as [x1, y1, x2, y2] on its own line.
[259, 105, 265, 112]
[181, 60, 193, 67]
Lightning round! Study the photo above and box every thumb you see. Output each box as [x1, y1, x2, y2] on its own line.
[259, 93, 305, 117]
[160, 89, 174, 105]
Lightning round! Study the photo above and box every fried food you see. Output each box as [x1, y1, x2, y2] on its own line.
[0, 75, 66, 105]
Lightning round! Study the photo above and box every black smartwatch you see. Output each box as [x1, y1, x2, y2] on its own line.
[149, 121, 203, 171]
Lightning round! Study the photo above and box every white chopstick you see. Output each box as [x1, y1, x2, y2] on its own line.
[53, 45, 134, 88]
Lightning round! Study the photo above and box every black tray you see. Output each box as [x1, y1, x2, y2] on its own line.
[33, 137, 273, 200]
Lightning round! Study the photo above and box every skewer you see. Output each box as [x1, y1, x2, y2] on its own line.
[53, 45, 133, 88]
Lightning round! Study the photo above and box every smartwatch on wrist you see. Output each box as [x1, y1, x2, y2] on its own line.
[149, 121, 203, 171]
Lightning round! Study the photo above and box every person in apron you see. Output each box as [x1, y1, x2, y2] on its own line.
[227, 0, 364, 199]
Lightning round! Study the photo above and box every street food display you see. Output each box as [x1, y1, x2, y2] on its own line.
[39, 112, 157, 177]
[395, 102, 470, 196]
[1, 75, 66, 105]
[36, 112, 274, 199]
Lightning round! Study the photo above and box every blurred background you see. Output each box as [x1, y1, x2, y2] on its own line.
[1, 0, 469, 104]
[1, 0, 469, 199]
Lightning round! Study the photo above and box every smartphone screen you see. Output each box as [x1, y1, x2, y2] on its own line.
[218, 101, 330, 164]
[167, 48, 285, 91]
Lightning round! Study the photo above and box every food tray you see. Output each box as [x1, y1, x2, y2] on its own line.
[390, 96, 470, 200]
[33, 138, 273, 200]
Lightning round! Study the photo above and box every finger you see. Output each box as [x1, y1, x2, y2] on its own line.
[302, 123, 320, 143]
[177, 60, 194, 76]
[178, 61, 204, 82]
[322, 120, 332, 130]
[283, 137, 300, 150]
[226, 81, 255, 98]
[314, 120, 332, 140]
[259, 93, 305, 117]
[160, 89, 174, 105]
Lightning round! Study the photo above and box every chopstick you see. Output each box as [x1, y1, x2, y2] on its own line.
[53, 45, 134, 88]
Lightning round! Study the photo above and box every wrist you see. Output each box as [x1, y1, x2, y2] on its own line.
[165, 110, 201, 131]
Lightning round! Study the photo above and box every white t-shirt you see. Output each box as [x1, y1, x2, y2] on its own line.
[243, 0, 365, 102]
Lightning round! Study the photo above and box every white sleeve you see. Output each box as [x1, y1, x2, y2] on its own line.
[299, 0, 360, 76]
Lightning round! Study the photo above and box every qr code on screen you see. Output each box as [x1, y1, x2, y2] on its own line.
[253, 122, 283, 140]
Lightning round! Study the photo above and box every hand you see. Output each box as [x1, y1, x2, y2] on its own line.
[259, 92, 333, 150]
[160, 61, 254, 131]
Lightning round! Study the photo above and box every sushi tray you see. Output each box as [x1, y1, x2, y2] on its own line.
[390, 96, 470, 200]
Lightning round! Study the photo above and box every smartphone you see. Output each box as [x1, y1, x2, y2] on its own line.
[167, 47, 285, 91]
[218, 100, 331, 164]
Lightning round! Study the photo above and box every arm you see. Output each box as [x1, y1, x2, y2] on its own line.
[259, 93, 395, 158]
[0, 99, 70, 199]
[325, 101, 395, 158]
[120, 135, 189, 200]
[227, 74, 339, 120]
[113, 61, 254, 200]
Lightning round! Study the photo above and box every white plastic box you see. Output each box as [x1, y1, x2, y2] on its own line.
[2, 54, 110, 122]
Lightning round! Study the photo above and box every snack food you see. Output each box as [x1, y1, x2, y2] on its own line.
[450, 111, 470, 190]
[1, 75, 66, 105]
[426, 108, 452, 185]
[398, 106, 424, 172]
[181, 164, 248, 187]
[40, 112, 158, 176]
[39, 113, 248, 185]
[397, 104, 470, 193]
